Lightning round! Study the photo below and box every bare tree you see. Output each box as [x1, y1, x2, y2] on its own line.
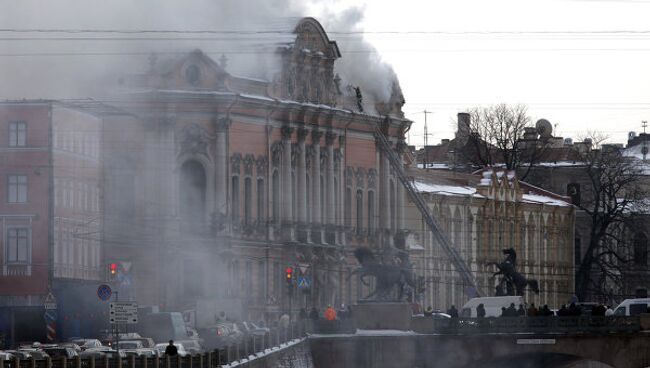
[461, 104, 546, 178]
[573, 135, 648, 301]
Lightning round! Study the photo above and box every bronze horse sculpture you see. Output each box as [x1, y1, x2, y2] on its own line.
[351, 246, 417, 301]
[490, 248, 540, 296]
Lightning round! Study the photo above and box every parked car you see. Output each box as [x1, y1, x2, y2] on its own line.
[17, 349, 49, 360]
[613, 298, 650, 316]
[59, 343, 82, 352]
[122, 348, 159, 358]
[247, 322, 271, 337]
[198, 323, 239, 350]
[176, 340, 202, 355]
[117, 341, 143, 350]
[3, 351, 32, 360]
[119, 337, 155, 349]
[41, 347, 79, 359]
[80, 347, 126, 360]
[154, 343, 188, 357]
[69, 339, 103, 350]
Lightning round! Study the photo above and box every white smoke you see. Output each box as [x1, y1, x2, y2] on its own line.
[0, 0, 400, 104]
[315, 5, 400, 105]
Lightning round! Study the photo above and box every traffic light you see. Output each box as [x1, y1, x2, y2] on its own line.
[285, 266, 293, 285]
[108, 263, 117, 280]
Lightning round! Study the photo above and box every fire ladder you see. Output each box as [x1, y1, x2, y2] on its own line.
[374, 128, 482, 297]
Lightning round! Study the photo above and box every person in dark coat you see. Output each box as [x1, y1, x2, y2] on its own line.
[476, 303, 486, 318]
[505, 303, 517, 317]
[424, 306, 434, 317]
[299, 308, 307, 320]
[517, 304, 526, 316]
[309, 307, 320, 320]
[527, 303, 538, 317]
[164, 340, 178, 356]
[447, 305, 459, 318]
[500, 307, 507, 317]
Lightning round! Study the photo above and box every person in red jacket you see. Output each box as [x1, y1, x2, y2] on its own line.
[324, 304, 337, 321]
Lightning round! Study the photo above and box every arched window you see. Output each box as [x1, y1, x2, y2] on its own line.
[180, 160, 206, 232]
[367, 190, 375, 233]
[272, 170, 280, 222]
[231, 176, 240, 223]
[634, 233, 648, 265]
[256, 178, 265, 223]
[567, 183, 581, 206]
[244, 177, 252, 225]
[356, 189, 363, 235]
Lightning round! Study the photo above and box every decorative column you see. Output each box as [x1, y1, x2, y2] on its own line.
[395, 140, 407, 232]
[281, 126, 294, 239]
[325, 131, 337, 244]
[379, 144, 391, 234]
[311, 129, 323, 243]
[215, 117, 230, 230]
[297, 127, 308, 242]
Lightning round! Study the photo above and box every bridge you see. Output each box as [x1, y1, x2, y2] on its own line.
[307, 316, 650, 368]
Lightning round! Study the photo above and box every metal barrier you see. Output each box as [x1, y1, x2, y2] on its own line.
[428, 316, 641, 334]
[1, 324, 308, 368]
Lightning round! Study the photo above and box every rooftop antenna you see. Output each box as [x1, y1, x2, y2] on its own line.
[423, 110, 433, 169]
[642, 121, 648, 161]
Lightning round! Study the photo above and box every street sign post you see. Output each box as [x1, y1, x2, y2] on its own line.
[97, 284, 112, 301]
[109, 301, 138, 324]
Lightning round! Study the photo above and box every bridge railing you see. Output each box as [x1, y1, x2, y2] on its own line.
[1, 324, 308, 368]
[415, 316, 641, 334]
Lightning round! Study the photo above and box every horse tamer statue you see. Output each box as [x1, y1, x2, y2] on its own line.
[490, 248, 540, 296]
[351, 246, 417, 301]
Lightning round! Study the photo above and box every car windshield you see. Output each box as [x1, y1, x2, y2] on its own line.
[119, 342, 142, 349]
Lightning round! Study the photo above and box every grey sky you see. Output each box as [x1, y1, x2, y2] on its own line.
[308, 0, 650, 146]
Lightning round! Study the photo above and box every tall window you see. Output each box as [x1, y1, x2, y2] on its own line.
[367, 190, 375, 232]
[272, 170, 280, 222]
[245, 261, 253, 294]
[8, 175, 27, 203]
[356, 189, 363, 235]
[179, 161, 206, 231]
[320, 175, 325, 220]
[9, 121, 26, 147]
[634, 233, 648, 266]
[244, 177, 252, 225]
[345, 187, 352, 227]
[390, 181, 396, 231]
[6, 228, 29, 264]
[306, 175, 311, 222]
[257, 178, 265, 223]
[231, 176, 240, 222]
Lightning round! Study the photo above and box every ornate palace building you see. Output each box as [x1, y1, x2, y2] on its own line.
[405, 168, 575, 311]
[104, 17, 411, 322]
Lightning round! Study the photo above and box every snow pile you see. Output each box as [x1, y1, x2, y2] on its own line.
[521, 194, 570, 207]
[413, 182, 478, 197]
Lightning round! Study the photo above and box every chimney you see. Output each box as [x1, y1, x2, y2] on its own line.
[457, 112, 471, 139]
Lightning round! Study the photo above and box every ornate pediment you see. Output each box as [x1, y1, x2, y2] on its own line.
[178, 123, 211, 157]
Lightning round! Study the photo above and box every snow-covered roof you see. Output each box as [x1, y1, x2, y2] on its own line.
[413, 182, 480, 197]
[521, 193, 571, 207]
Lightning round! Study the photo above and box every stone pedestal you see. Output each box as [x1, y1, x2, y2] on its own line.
[351, 302, 412, 330]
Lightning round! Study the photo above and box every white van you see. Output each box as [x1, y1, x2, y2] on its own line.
[613, 298, 650, 316]
[460, 296, 525, 317]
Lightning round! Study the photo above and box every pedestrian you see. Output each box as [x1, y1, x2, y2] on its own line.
[506, 303, 517, 317]
[557, 304, 568, 317]
[279, 313, 290, 329]
[447, 305, 458, 318]
[338, 304, 348, 319]
[517, 304, 526, 316]
[324, 304, 337, 321]
[424, 306, 434, 317]
[476, 303, 486, 318]
[299, 308, 307, 320]
[309, 307, 320, 320]
[541, 304, 553, 317]
[500, 307, 507, 317]
[527, 303, 538, 317]
[164, 340, 178, 356]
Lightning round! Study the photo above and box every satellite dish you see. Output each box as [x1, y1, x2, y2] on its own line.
[536, 119, 553, 138]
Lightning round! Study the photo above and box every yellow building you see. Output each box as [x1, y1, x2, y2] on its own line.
[405, 168, 575, 311]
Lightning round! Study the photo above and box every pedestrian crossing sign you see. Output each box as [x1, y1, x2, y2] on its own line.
[297, 276, 310, 289]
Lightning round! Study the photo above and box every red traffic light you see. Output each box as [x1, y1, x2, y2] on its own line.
[285, 266, 293, 281]
[285, 266, 293, 274]
[110, 263, 117, 274]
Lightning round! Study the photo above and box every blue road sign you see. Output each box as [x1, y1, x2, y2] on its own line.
[297, 276, 310, 289]
[97, 284, 112, 301]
